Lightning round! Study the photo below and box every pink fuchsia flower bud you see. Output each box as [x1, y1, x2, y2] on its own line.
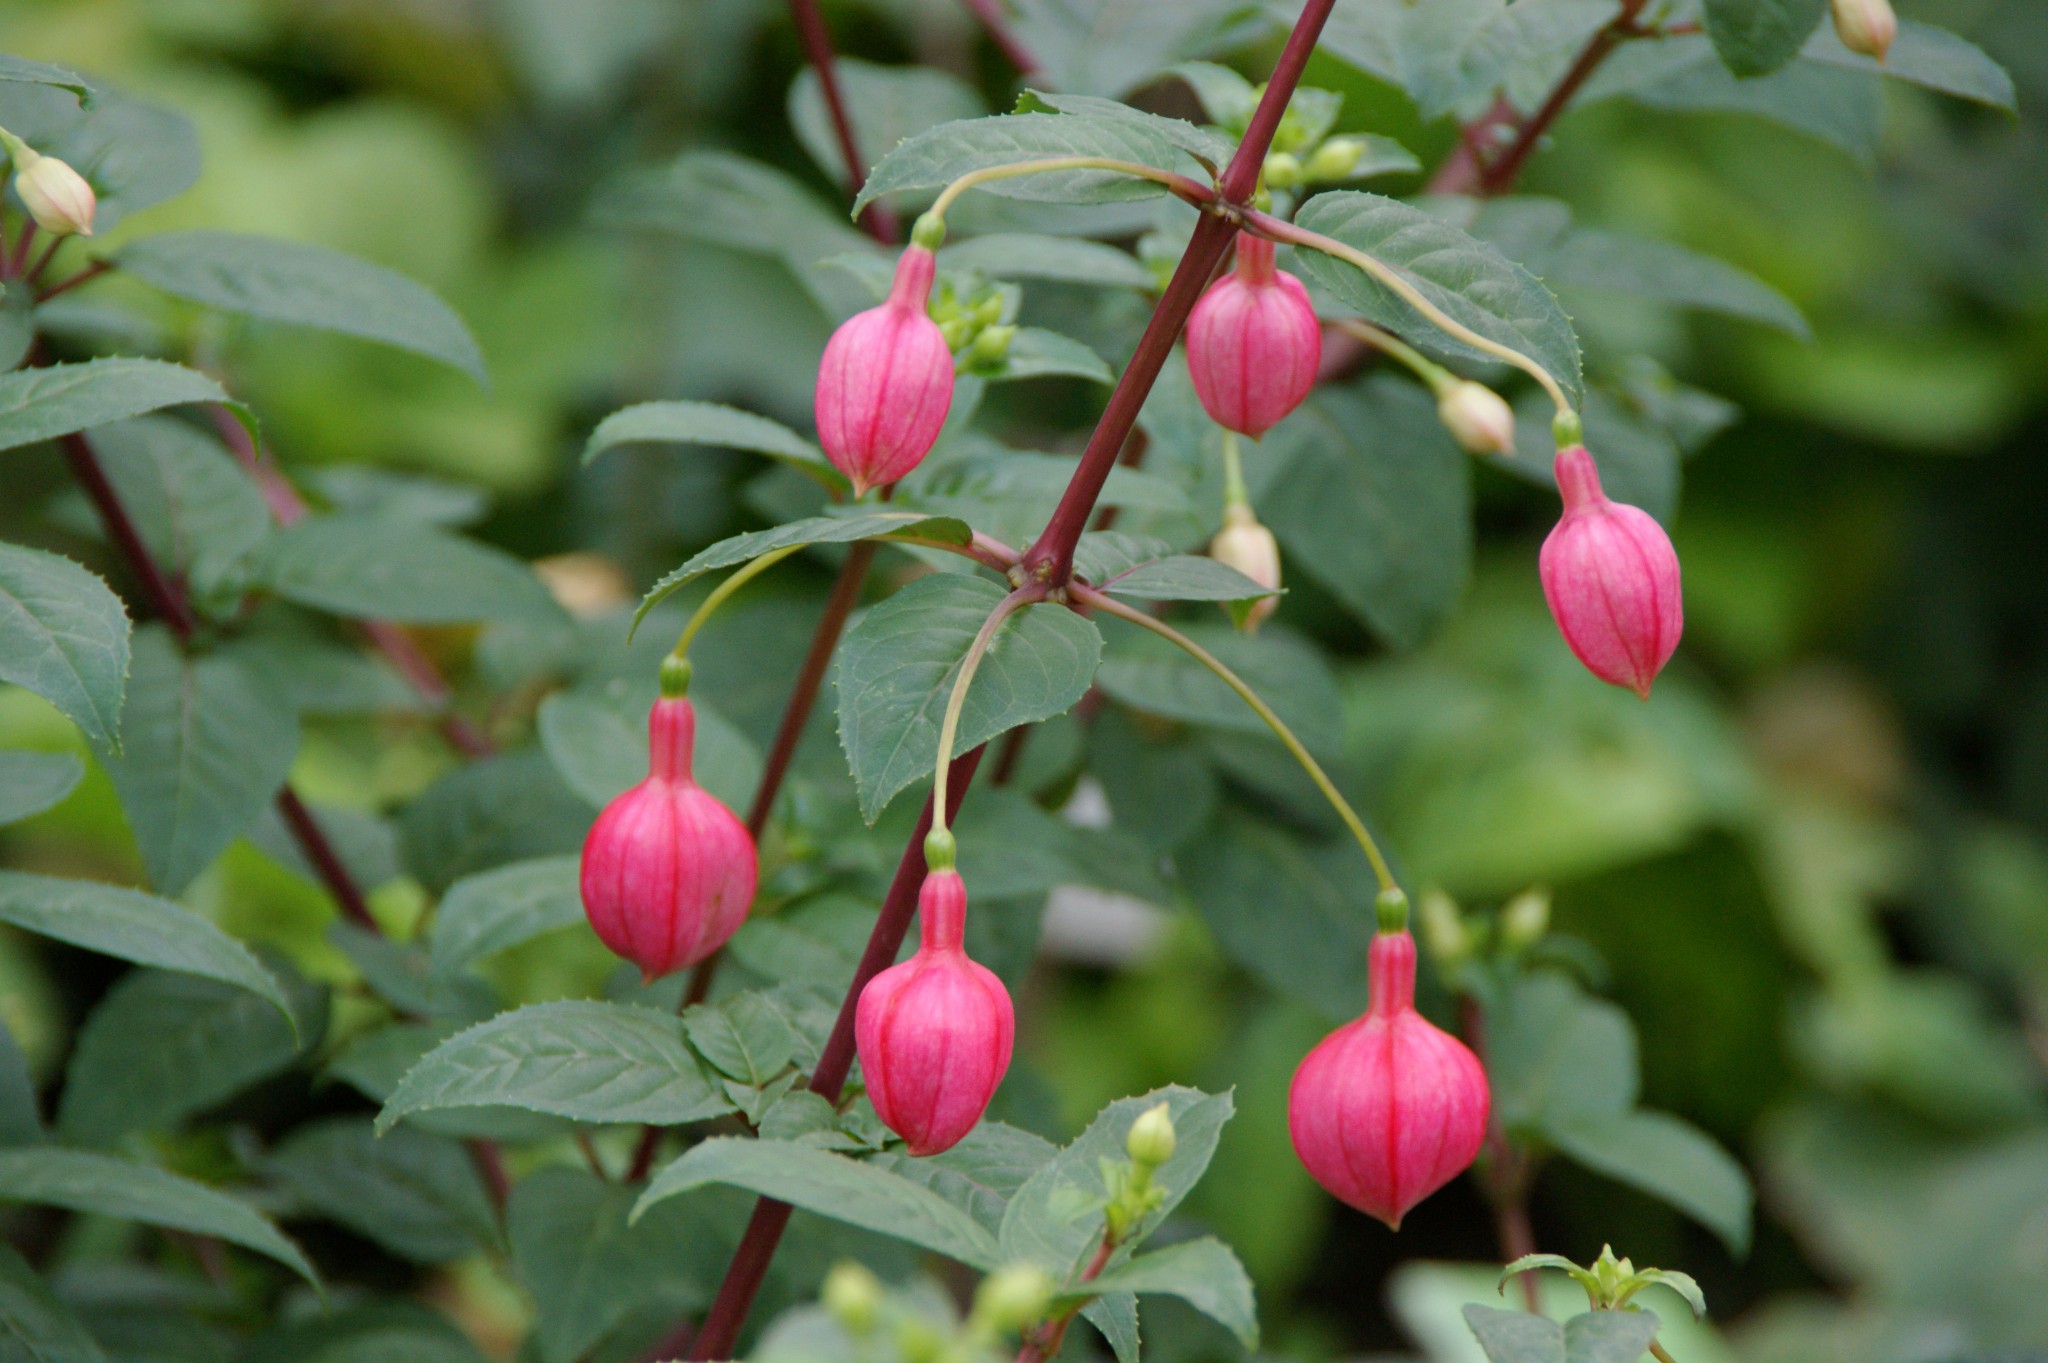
[1437, 381, 1515, 455]
[1832, 0, 1897, 60]
[815, 245, 954, 495]
[1288, 930, 1489, 1228]
[1210, 506, 1281, 633]
[580, 695, 757, 980]
[856, 868, 1014, 1155]
[1539, 445, 1683, 700]
[1185, 235, 1321, 439]
[7, 145, 94, 237]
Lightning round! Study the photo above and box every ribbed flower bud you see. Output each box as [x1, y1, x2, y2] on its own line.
[1185, 235, 1321, 438]
[1832, 0, 1897, 60]
[1288, 931, 1490, 1228]
[1437, 381, 1516, 455]
[8, 143, 94, 237]
[856, 869, 1015, 1156]
[1539, 445, 1683, 699]
[1210, 505, 1281, 633]
[579, 696, 758, 980]
[815, 245, 954, 495]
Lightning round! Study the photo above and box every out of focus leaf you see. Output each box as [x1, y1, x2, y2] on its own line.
[789, 60, 985, 186]
[266, 1117, 497, 1263]
[0, 359, 253, 455]
[1703, 0, 1828, 77]
[857, 114, 1188, 214]
[0, 543, 130, 752]
[1084, 1237, 1259, 1347]
[0, 1242, 106, 1363]
[260, 513, 559, 623]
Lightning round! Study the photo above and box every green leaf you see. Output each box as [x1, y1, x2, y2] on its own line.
[114, 231, 486, 383]
[790, 59, 986, 186]
[939, 234, 1156, 290]
[266, 1117, 497, 1263]
[981, 328, 1113, 385]
[0, 871, 294, 1022]
[260, 513, 559, 624]
[1262, 379, 1472, 649]
[537, 688, 761, 814]
[1548, 1110, 1754, 1256]
[899, 445, 1184, 551]
[869, 1122, 1058, 1234]
[1487, 972, 1639, 1135]
[239, 1304, 491, 1363]
[377, 1001, 731, 1132]
[1290, 192, 1583, 403]
[1704, 0, 1827, 76]
[0, 543, 130, 753]
[0, 1022, 39, 1147]
[1538, 228, 1808, 338]
[636, 1138, 1002, 1268]
[100, 627, 299, 896]
[1798, 19, 2016, 109]
[1082, 1294, 1140, 1363]
[0, 1242, 107, 1363]
[428, 855, 584, 983]
[1000, 1087, 1232, 1274]
[1581, 36, 1880, 162]
[326, 1021, 567, 1144]
[398, 750, 592, 894]
[1097, 555, 1274, 603]
[683, 994, 797, 1087]
[1007, 0, 1251, 98]
[0, 359, 254, 456]
[1094, 621, 1343, 756]
[1634, 1269, 1709, 1320]
[85, 417, 275, 610]
[0, 86, 199, 233]
[835, 574, 1102, 821]
[1563, 1309, 1664, 1363]
[1461, 1305, 1563, 1363]
[635, 512, 971, 632]
[1083, 1237, 1258, 1348]
[1019, 90, 1236, 170]
[0, 53, 93, 104]
[58, 969, 319, 1144]
[0, 1147, 316, 1285]
[583, 400, 841, 487]
[856, 113, 1186, 215]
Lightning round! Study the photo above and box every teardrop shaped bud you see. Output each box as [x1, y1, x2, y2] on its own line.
[1832, 0, 1897, 60]
[1288, 931, 1490, 1228]
[1185, 235, 1322, 438]
[1210, 506, 1281, 633]
[816, 244, 955, 495]
[579, 696, 758, 980]
[1539, 445, 1683, 699]
[12, 149, 94, 237]
[855, 868, 1015, 1155]
[1437, 381, 1516, 455]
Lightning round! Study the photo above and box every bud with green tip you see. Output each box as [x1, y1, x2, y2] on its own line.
[1437, 380, 1516, 455]
[1498, 887, 1550, 952]
[0, 129, 94, 237]
[1262, 151, 1303, 191]
[971, 1265, 1054, 1337]
[1417, 889, 1476, 969]
[822, 1262, 884, 1335]
[1306, 138, 1366, 182]
[1126, 1102, 1177, 1169]
[968, 323, 1017, 368]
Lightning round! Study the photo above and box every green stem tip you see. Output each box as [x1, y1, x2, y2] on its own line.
[659, 654, 693, 698]
[1375, 886, 1410, 934]
[924, 827, 956, 873]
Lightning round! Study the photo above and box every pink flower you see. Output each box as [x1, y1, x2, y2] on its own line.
[815, 244, 954, 495]
[1539, 445, 1683, 699]
[1185, 235, 1321, 438]
[580, 696, 757, 980]
[1288, 930, 1490, 1228]
[856, 868, 1014, 1155]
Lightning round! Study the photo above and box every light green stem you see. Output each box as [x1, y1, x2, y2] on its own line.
[931, 586, 1041, 839]
[670, 546, 803, 663]
[1075, 585, 1397, 894]
[928, 158, 1196, 221]
[1336, 318, 1455, 395]
[1219, 430, 1249, 512]
[1254, 212, 1576, 427]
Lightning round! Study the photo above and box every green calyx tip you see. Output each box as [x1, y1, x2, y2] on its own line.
[924, 827, 956, 872]
[911, 212, 947, 251]
[1375, 886, 1410, 934]
[1552, 407, 1584, 449]
[659, 654, 693, 698]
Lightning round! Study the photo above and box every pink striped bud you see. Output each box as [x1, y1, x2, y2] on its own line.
[1288, 931, 1489, 1228]
[815, 245, 954, 495]
[579, 696, 757, 980]
[856, 869, 1014, 1155]
[1539, 445, 1683, 699]
[1185, 235, 1321, 438]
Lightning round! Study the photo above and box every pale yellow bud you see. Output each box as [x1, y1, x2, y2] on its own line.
[822, 1262, 883, 1334]
[971, 1265, 1054, 1335]
[1262, 152, 1303, 191]
[13, 149, 94, 237]
[1832, 0, 1897, 61]
[1305, 138, 1366, 182]
[1437, 381, 1515, 455]
[1210, 509, 1280, 632]
[1125, 1102, 1177, 1168]
[1498, 887, 1551, 951]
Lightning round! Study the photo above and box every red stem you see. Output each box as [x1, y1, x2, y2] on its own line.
[1015, 1232, 1117, 1363]
[8, 220, 37, 278]
[37, 258, 107, 301]
[957, 0, 1042, 77]
[787, 0, 898, 243]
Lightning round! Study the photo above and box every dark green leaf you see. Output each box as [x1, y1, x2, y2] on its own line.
[869, 1122, 1058, 1234]
[1084, 1237, 1258, 1348]
[0, 54, 92, 104]
[0, 1022, 39, 1147]
[1094, 620, 1342, 756]
[85, 417, 274, 610]
[1082, 1294, 1140, 1363]
[1462, 1304, 1564, 1363]
[1007, 0, 1251, 98]
[115, 231, 485, 382]
[0, 543, 129, 753]
[239, 1304, 491, 1363]
[835, 574, 1102, 821]
[0, 1242, 107, 1363]
[0, 360, 253, 456]
[1549, 1110, 1754, 1255]
[328, 921, 492, 1022]
[1072, 533, 1176, 585]
[683, 994, 797, 1086]
[940, 234, 1156, 290]
[1487, 972, 1639, 1135]
[1540, 229, 1808, 338]
[1020, 90, 1236, 169]
[266, 1117, 496, 1263]
[325, 1021, 567, 1143]
[1704, 0, 1827, 76]
[0, 1148, 315, 1285]
[398, 750, 591, 894]
[377, 1001, 730, 1132]
[260, 513, 558, 624]
[636, 1138, 1002, 1268]
[856, 113, 1186, 214]
[790, 59, 986, 186]
[583, 400, 839, 486]
[982, 328, 1113, 385]
[0, 85, 199, 233]
[0, 750, 81, 826]
[0, 872, 293, 1021]
[1798, 20, 2015, 109]
[1581, 36, 1880, 162]
[100, 628, 299, 896]
[428, 855, 584, 983]
[1562, 1308, 1663, 1363]
[537, 689, 761, 813]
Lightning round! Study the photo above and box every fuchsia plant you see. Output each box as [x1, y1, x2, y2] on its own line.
[815, 240, 955, 493]
[1185, 235, 1322, 438]
[1540, 445, 1685, 699]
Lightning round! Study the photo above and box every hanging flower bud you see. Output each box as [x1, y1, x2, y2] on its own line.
[580, 694, 757, 980]
[2, 134, 93, 238]
[1437, 381, 1516, 455]
[1185, 235, 1321, 439]
[1539, 445, 1683, 699]
[815, 244, 954, 495]
[1305, 138, 1367, 183]
[1832, 0, 1897, 60]
[1210, 504, 1281, 633]
[856, 867, 1014, 1156]
[1288, 931, 1490, 1228]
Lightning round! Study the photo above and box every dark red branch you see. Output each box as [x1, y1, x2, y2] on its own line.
[59, 432, 199, 640]
[958, 0, 1043, 77]
[36, 258, 107, 301]
[788, 0, 898, 243]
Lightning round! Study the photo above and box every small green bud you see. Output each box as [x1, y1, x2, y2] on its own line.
[939, 316, 975, 352]
[968, 323, 1017, 367]
[1126, 1102, 1176, 1168]
[1374, 885, 1409, 934]
[971, 1265, 1054, 1336]
[896, 1315, 947, 1363]
[924, 827, 957, 872]
[972, 293, 1006, 327]
[1498, 887, 1551, 952]
[822, 1262, 884, 1335]
[659, 653, 693, 698]
[1418, 889, 1474, 968]
[912, 211, 947, 251]
[1306, 137, 1366, 182]
[1262, 151, 1303, 191]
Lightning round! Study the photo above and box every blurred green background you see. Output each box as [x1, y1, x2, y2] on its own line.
[0, 0, 2043, 1360]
